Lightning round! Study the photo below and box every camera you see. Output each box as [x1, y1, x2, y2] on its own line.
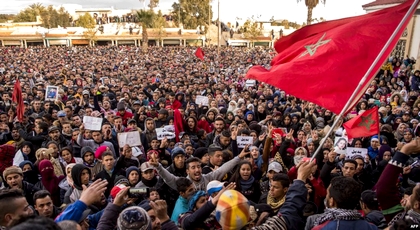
[128, 188, 149, 198]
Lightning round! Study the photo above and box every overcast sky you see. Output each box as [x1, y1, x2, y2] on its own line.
[3, 0, 374, 24]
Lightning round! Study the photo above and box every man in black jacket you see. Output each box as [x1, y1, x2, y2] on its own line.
[3, 166, 39, 206]
[18, 122, 48, 152]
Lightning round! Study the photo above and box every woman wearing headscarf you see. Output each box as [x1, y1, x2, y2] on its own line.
[13, 141, 36, 166]
[19, 160, 40, 186]
[59, 163, 75, 204]
[38, 159, 65, 206]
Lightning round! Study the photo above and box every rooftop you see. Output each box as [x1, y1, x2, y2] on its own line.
[362, 0, 405, 8]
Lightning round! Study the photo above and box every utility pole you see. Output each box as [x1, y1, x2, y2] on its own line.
[217, 0, 220, 54]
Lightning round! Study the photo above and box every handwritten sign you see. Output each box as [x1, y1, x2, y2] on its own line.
[118, 131, 142, 147]
[83, 116, 103, 131]
[164, 125, 175, 133]
[156, 127, 176, 140]
[346, 147, 368, 159]
[195, 95, 209, 106]
[237, 136, 253, 148]
[245, 80, 256, 88]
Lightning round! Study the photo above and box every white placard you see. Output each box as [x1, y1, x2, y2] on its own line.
[118, 131, 142, 147]
[164, 125, 175, 133]
[237, 136, 253, 148]
[346, 147, 368, 159]
[334, 137, 348, 155]
[83, 116, 103, 131]
[156, 127, 176, 140]
[195, 95, 209, 106]
[245, 80, 256, 88]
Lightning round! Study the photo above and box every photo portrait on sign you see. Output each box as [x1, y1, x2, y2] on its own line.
[335, 137, 348, 150]
[45, 86, 59, 101]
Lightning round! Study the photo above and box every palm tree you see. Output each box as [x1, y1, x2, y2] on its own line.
[136, 10, 154, 51]
[297, 0, 326, 25]
[29, 3, 45, 21]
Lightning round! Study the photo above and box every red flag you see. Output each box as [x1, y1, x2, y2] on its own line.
[343, 107, 379, 139]
[195, 47, 205, 60]
[246, 0, 418, 115]
[12, 79, 24, 122]
[173, 109, 184, 142]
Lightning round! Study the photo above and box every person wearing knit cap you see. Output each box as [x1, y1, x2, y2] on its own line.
[3, 166, 39, 206]
[179, 184, 238, 230]
[116, 101, 134, 127]
[168, 147, 187, 177]
[126, 166, 140, 187]
[193, 147, 209, 168]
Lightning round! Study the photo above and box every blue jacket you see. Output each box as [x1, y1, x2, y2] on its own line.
[54, 200, 104, 230]
[171, 196, 189, 224]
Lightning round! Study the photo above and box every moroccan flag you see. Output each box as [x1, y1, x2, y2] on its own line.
[246, 0, 419, 115]
[12, 79, 24, 122]
[343, 107, 379, 139]
[195, 47, 205, 60]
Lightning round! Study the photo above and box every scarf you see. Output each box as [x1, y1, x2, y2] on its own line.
[407, 210, 420, 223]
[141, 176, 158, 188]
[314, 208, 362, 226]
[267, 193, 286, 213]
[240, 176, 255, 191]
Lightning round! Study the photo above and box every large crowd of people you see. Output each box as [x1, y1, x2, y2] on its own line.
[0, 44, 418, 230]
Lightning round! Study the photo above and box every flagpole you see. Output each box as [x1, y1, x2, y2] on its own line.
[311, 0, 419, 161]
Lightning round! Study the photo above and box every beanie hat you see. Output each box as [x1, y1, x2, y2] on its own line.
[117, 102, 126, 111]
[3, 166, 23, 179]
[18, 160, 33, 170]
[193, 147, 208, 159]
[114, 175, 129, 187]
[111, 184, 127, 199]
[206, 180, 224, 197]
[188, 190, 207, 211]
[215, 190, 250, 230]
[95, 146, 108, 159]
[117, 206, 151, 230]
[171, 147, 186, 160]
[126, 166, 140, 178]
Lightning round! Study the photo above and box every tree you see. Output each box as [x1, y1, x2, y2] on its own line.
[152, 10, 168, 44]
[76, 13, 96, 28]
[0, 14, 15, 23]
[297, 0, 326, 25]
[148, 0, 159, 10]
[171, 0, 212, 31]
[14, 3, 45, 22]
[136, 10, 154, 51]
[241, 16, 263, 47]
[40, 5, 71, 28]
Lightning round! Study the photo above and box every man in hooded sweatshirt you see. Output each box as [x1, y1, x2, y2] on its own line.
[81, 146, 97, 172]
[67, 164, 91, 204]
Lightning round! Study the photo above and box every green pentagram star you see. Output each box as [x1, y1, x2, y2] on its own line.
[299, 33, 331, 58]
[359, 115, 375, 130]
